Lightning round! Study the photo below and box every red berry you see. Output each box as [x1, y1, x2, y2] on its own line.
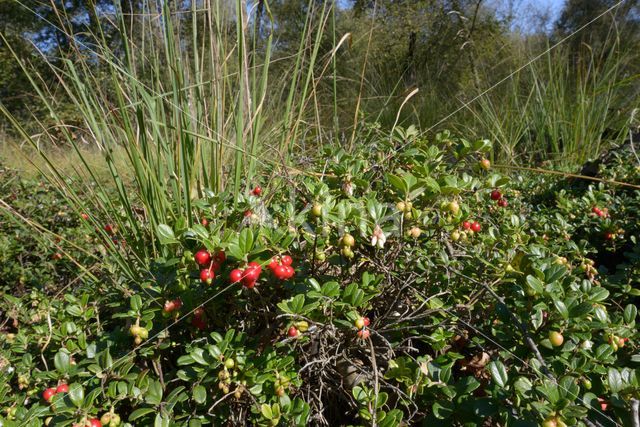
[268, 257, 280, 270]
[192, 316, 206, 331]
[81, 213, 89, 220]
[363, 317, 370, 327]
[193, 307, 205, 318]
[490, 190, 502, 200]
[243, 266, 261, 282]
[592, 206, 602, 214]
[252, 186, 262, 196]
[104, 224, 114, 234]
[247, 261, 262, 273]
[462, 221, 471, 230]
[213, 250, 226, 263]
[357, 329, 370, 339]
[56, 383, 69, 393]
[201, 217, 209, 226]
[598, 397, 608, 411]
[243, 278, 256, 289]
[173, 298, 183, 310]
[163, 300, 176, 313]
[470, 221, 481, 232]
[498, 198, 508, 207]
[604, 232, 613, 240]
[210, 261, 222, 272]
[281, 255, 293, 266]
[200, 268, 214, 284]
[43, 387, 57, 402]
[89, 419, 102, 427]
[230, 269, 244, 283]
[244, 210, 252, 217]
[194, 249, 211, 266]
[288, 326, 299, 337]
[284, 265, 295, 279]
[274, 265, 288, 280]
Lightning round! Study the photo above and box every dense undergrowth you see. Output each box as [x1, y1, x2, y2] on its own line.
[1, 130, 640, 426]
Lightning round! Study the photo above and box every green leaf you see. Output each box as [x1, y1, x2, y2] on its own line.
[54, 350, 71, 374]
[590, 287, 610, 302]
[193, 385, 206, 404]
[489, 360, 508, 388]
[386, 174, 408, 194]
[608, 368, 623, 393]
[68, 383, 84, 408]
[261, 403, 273, 419]
[525, 275, 544, 295]
[432, 400, 454, 419]
[154, 413, 170, 427]
[238, 228, 254, 254]
[624, 304, 637, 324]
[157, 224, 178, 244]
[553, 300, 569, 319]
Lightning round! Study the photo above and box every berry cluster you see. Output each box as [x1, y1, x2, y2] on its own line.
[591, 206, 609, 218]
[163, 298, 183, 315]
[194, 249, 226, 285]
[230, 261, 263, 289]
[354, 316, 371, 340]
[99, 412, 122, 427]
[287, 320, 309, 338]
[129, 324, 149, 345]
[42, 383, 69, 402]
[339, 233, 356, 259]
[490, 189, 508, 207]
[268, 255, 295, 280]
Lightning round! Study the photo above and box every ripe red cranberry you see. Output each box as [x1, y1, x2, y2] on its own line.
[283, 265, 295, 279]
[104, 224, 115, 234]
[230, 269, 244, 283]
[244, 210, 252, 217]
[268, 257, 280, 270]
[243, 266, 260, 282]
[252, 186, 262, 196]
[193, 307, 205, 318]
[201, 217, 209, 226]
[192, 317, 206, 330]
[210, 261, 221, 272]
[462, 221, 471, 230]
[164, 300, 176, 313]
[56, 383, 69, 393]
[247, 261, 262, 273]
[81, 213, 89, 220]
[213, 250, 226, 263]
[274, 265, 288, 280]
[243, 279, 256, 289]
[592, 206, 602, 215]
[490, 190, 502, 200]
[471, 221, 481, 232]
[604, 232, 613, 240]
[173, 298, 183, 310]
[194, 249, 211, 266]
[288, 326, 299, 337]
[200, 268, 214, 284]
[89, 419, 102, 427]
[281, 255, 293, 266]
[43, 387, 57, 402]
[498, 198, 508, 207]
[363, 317, 371, 327]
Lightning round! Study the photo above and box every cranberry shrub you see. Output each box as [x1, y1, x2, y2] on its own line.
[1, 129, 640, 426]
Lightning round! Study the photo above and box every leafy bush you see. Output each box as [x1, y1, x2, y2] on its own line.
[2, 129, 640, 426]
